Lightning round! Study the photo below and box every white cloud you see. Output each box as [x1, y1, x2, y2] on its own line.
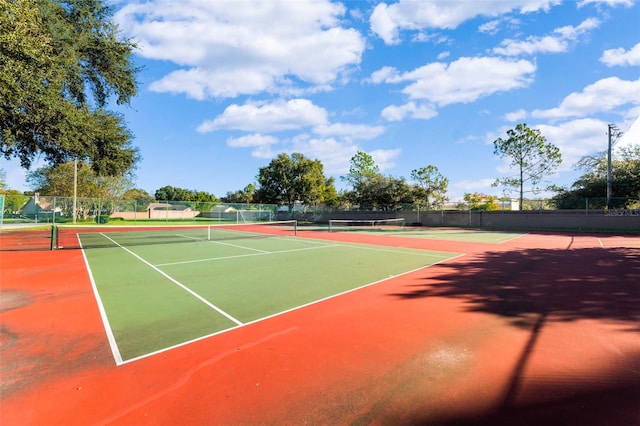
[504, 109, 528, 122]
[197, 99, 328, 133]
[578, 0, 635, 7]
[226, 134, 277, 148]
[600, 42, 640, 66]
[288, 136, 360, 175]
[451, 178, 498, 195]
[381, 102, 438, 121]
[252, 135, 402, 176]
[374, 57, 536, 106]
[368, 66, 401, 84]
[615, 115, 640, 151]
[531, 77, 640, 119]
[313, 123, 386, 140]
[225, 134, 278, 159]
[479, 17, 522, 35]
[116, 0, 365, 99]
[536, 118, 612, 169]
[493, 18, 600, 56]
[370, 148, 402, 171]
[622, 105, 640, 122]
[370, 0, 561, 45]
[479, 19, 502, 35]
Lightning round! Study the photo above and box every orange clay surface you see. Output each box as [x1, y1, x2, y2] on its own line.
[1, 230, 639, 425]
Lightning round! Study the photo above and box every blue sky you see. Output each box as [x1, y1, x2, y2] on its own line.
[3, 0, 639, 201]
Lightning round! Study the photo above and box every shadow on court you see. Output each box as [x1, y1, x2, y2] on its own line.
[390, 246, 640, 425]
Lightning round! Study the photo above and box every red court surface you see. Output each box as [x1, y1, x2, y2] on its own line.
[1, 230, 639, 425]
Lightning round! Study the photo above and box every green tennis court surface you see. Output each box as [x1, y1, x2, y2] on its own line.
[384, 229, 524, 243]
[81, 227, 460, 363]
[330, 226, 525, 243]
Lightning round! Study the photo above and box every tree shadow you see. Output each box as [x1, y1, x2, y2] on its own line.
[389, 246, 640, 424]
[393, 246, 640, 330]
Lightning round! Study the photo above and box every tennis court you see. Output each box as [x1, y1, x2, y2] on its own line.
[67, 222, 461, 363]
[1, 223, 638, 425]
[330, 224, 524, 243]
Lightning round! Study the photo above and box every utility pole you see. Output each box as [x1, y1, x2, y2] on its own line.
[73, 157, 78, 224]
[606, 124, 621, 209]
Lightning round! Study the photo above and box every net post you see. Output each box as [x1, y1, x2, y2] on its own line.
[208, 225, 211, 241]
[293, 220, 297, 236]
[50, 225, 56, 250]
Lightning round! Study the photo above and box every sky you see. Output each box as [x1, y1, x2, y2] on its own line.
[2, 0, 640, 201]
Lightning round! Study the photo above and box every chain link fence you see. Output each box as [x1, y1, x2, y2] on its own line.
[1, 194, 638, 231]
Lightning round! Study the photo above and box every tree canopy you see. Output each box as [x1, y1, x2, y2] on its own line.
[552, 144, 640, 209]
[256, 153, 333, 209]
[342, 151, 380, 188]
[154, 186, 217, 203]
[493, 123, 562, 209]
[221, 184, 257, 204]
[26, 160, 133, 198]
[344, 174, 414, 211]
[0, 0, 140, 175]
[410, 165, 449, 209]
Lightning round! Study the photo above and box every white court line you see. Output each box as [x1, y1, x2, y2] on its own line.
[176, 233, 269, 253]
[118, 251, 466, 365]
[86, 232, 464, 365]
[314, 240, 460, 258]
[157, 239, 446, 268]
[79, 235, 124, 365]
[156, 244, 340, 267]
[99, 233, 243, 327]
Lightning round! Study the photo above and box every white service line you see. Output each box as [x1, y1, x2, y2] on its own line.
[99, 233, 243, 326]
[156, 244, 340, 267]
[176, 233, 269, 253]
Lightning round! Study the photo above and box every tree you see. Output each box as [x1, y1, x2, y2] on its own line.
[26, 160, 133, 198]
[0, 168, 6, 192]
[410, 165, 449, 210]
[462, 192, 500, 211]
[221, 184, 257, 204]
[342, 151, 380, 188]
[493, 123, 562, 209]
[256, 153, 331, 209]
[122, 188, 154, 201]
[346, 174, 413, 211]
[1, 0, 140, 175]
[322, 177, 340, 207]
[552, 144, 640, 209]
[154, 186, 217, 203]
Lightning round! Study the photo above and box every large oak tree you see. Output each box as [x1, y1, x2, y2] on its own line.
[256, 153, 333, 210]
[1, 0, 140, 175]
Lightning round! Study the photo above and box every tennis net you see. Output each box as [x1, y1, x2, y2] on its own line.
[328, 218, 405, 232]
[54, 220, 297, 249]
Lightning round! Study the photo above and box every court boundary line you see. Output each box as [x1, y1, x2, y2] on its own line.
[82, 231, 463, 365]
[119, 251, 466, 365]
[98, 233, 244, 343]
[78, 234, 124, 365]
[330, 228, 528, 244]
[156, 240, 452, 267]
